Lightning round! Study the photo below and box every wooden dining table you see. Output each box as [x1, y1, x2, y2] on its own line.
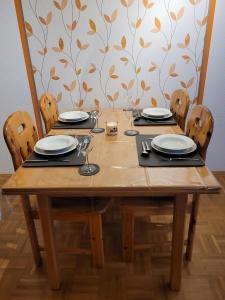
[1, 108, 221, 291]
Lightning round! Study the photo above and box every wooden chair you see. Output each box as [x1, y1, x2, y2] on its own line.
[170, 89, 190, 131]
[121, 105, 214, 262]
[3, 111, 111, 268]
[185, 104, 214, 260]
[40, 93, 58, 134]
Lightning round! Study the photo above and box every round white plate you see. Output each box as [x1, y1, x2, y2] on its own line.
[141, 112, 172, 120]
[151, 141, 197, 155]
[35, 135, 78, 153]
[142, 108, 171, 118]
[59, 111, 89, 122]
[34, 143, 77, 156]
[58, 116, 88, 123]
[151, 134, 196, 154]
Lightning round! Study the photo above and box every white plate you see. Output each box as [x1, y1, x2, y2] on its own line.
[58, 116, 88, 123]
[35, 135, 78, 153]
[151, 141, 197, 155]
[142, 108, 171, 118]
[151, 134, 196, 154]
[34, 143, 77, 156]
[141, 112, 172, 119]
[59, 111, 89, 122]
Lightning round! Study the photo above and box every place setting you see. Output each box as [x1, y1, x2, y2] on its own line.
[52, 110, 100, 130]
[136, 134, 205, 167]
[22, 135, 90, 168]
[133, 107, 177, 126]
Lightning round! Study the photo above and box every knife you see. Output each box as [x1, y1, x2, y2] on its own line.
[160, 157, 201, 161]
[25, 159, 70, 163]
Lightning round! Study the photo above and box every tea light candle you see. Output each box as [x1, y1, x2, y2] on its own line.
[106, 121, 118, 136]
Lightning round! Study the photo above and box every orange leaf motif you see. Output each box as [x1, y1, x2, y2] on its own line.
[59, 38, 64, 51]
[121, 0, 134, 8]
[120, 57, 129, 65]
[50, 66, 55, 77]
[104, 14, 111, 23]
[89, 19, 96, 32]
[164, 93, 170, 100]
[151, 97, 157, 107]
[52, 76, 60, 80]
[143, 0, 154, 9]
[89, 64, 96, 73]
[76, 39, 82, 49]
[148, 62, 157, 72]
[185, 34, 190, 47]
[67, 20, 77, 31]
[132, 98, 140, 106]
[189, 0, 201, 5]
[121, 36, 126, 49]
[155, 17, 161, 30]
[56, 92, 62, 103]
[128, 79, 135, 89]
[99, 46, 109, 54]
[25, 21, 33, 37]
[187, 77, 194, 88]
[82, 82, 92, 92]
[94, 98, 100, 109]
[136, 67, 141, 74]
[121, 83, 128, 90]
[59, 59, 69, 68]
[180, 81, 187, 89]
[109, 65, 115, 76]
[111, 10, 118, 22]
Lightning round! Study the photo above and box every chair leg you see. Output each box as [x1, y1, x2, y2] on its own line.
[186, 194, 200, 261]
[89, 214, 104, 268]
[21, 196, 42, 267]
[122, 210, 134, 262]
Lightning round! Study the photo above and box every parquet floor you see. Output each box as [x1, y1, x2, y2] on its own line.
[0, 174, 225, 300]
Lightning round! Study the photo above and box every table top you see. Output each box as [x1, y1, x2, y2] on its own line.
[2, 109, 221, 196]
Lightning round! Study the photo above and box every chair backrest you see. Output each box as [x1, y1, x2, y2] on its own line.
[3, 111, 38, 170]
[186, 105, 214, 160]
[40, 93, 58, 133]
[170, 89, 190, 131]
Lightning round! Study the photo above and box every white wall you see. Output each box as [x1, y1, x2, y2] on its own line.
[0, 1, 33, 173]
[0, 1, 224, 173]
[204, 0, 225, 170]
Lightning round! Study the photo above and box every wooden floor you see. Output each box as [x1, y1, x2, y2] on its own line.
[0, 174, 225, 300]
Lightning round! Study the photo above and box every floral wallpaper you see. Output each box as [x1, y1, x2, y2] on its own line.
[22, 0, 209, 111]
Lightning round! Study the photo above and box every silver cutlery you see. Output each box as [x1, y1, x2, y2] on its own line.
[134, 110, 141, 119]
[77, 141, 84, 157]
[160, 157, 201, 162]
[141, 141, 149, 156]
[25, 159, 70, 163]
[144, 141, 151, 152]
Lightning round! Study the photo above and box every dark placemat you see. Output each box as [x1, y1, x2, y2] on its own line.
[22, 136, 88, 168]
[132, 110, 177, 126]
[52, 113, 96, 129]
[136, 134, 205, 167]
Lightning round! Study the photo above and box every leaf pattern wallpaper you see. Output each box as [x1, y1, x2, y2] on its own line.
[22, 0, 209, 110]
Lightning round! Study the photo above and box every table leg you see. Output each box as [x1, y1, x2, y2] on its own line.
[21, 195, 42, 267]
[37, 195, 61, 289]
[170, 194, 187, 291]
